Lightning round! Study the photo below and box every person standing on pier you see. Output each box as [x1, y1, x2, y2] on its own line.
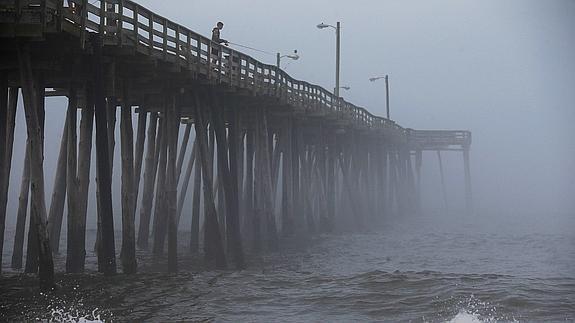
[211, 21, 228, 65]
[212, 21, 228, 45]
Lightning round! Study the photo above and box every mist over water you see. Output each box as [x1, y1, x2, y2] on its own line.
[2, 209, 574, 321]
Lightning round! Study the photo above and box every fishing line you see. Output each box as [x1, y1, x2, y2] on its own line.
[226, 41, 276, 56]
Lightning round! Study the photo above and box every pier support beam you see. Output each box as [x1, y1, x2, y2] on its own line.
[190, 137, 201, 254]
[66, 89, 82, 273]
[177, 138, 196, 224]
[47, 112, 68, 254]
[463, 147, 473, 214]
[166, 94, 179, 273]
[133, 108, 148, 213]
[437, 150, 448, 214]
[210, 93, 243, 267]
[2, 87, 17, 270]
[415, 150, 422, 213]
[281, 118, 294, 235]
[194, 92, 226, 269]
[152, 107, 168, 256]
[325, 136, 336, 231]
[11, 141, 30, 269]
[226, 107, 245, 268]
[243, 126, 255, 245]
[75, 89, 95, 270]
[120, 96, 137, 274]
[91, 35, 116, 275]
[0, 80, 10, 273]
[17, 44, 54, 289]
[137, 112, 158, 250]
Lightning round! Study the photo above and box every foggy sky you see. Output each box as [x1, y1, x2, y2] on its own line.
[5, 0, 575, 230]
[133, 0, 575, 216]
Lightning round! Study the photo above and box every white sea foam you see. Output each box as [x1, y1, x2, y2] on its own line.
[40, 306, 105, 322]
[447, 310, 484, 323]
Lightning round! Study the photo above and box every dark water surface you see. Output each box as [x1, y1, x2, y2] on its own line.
[1, 212, 574, 322]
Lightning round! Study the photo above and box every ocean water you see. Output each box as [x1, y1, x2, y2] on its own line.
[1, 211, 574, 322]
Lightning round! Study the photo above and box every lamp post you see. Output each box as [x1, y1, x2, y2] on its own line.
[369, 74, 390, 119]
[276, 50, 300, 68]
[317, 21, 341, 98]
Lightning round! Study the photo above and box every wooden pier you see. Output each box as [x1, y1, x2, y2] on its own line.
[0, 0, 472, 289]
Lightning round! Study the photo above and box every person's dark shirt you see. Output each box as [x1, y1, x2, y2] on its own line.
[212, 27, 226, 44]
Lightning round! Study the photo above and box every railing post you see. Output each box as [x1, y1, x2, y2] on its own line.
[99, 0, 105, 38]
[175, 25, 181, 66]
[79, 0, 88, 49]
[57, 0, 64, 31]
[117, 0, 124, 46]
[132, 4, 138, 47]
[162, 18, 167, 60]
[148, 12, 153, 56]
[186, 30, 192, 70]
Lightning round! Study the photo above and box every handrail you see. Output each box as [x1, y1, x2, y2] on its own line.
[3, 0, 435, 137]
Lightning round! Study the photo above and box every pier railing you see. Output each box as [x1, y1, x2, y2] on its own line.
[407, 130, 471, 150]
[1, 0, 409, 135]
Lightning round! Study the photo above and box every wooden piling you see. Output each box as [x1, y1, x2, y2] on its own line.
[281, 118, 294, 235]
[415, 150, 422, 213]
[66, 89, 82, 273]
[17, 44, 54, 289]
[166, 95, 179, 273]
[291, 122, 301, 232]
[463, 147, 472, 214]
[120, 96, 137, 274]
[257, 107, 278, 247]
[91, 34, 117, 275]
[25, 73, 45, 275]
[226, 107, 244, 269]
[210, 93, 244, 267]
[190, 137, 201, 253]
[133, 108, 148, 213]
[380, 145, 389, 217]
[137, 112, 159, 250]
[152, 108, 169, 256]
[243, 126, 255, 245]
[177, 139, 196, 223]
[1, 86, 18, 271]
[47, 111, 68, 254]
[325, 137, 336, 231]
[11, 142, 30, 269]
[436, 150, 448, 214]
[176, 123, 192, 184]
[0, 80, 8, 273]
[75, 89, 95, 270]
[193, 92, 226, 268]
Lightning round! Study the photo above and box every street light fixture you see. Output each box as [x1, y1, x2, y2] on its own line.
[316, 21, 341, 98]
[369, 74, 390, 119]
[276, 49, 300, 68]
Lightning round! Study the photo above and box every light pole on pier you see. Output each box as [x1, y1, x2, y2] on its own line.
[317, 21, 341, 98]
[276, 50, 300, 68]
[369, 74, 390, 119]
